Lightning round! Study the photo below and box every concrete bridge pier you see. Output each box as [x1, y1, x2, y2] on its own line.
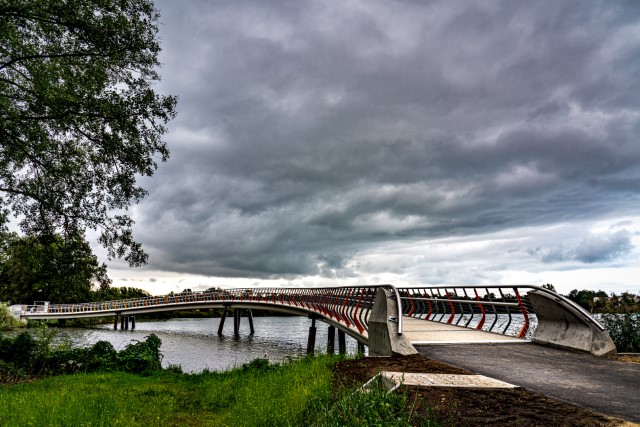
[218, 307, 254, 336]
[130, 315, 136, 330]
[113, 313, 119, 330]
[247, 309, 255, 335]
[306, 315, 317, 355]
[120, 314, 125, 330]
[338, 330, 346, 355]
[233, 309, 241, 336]
[217, 306, 229, 336]
[327, 325, 335, 353]
[124, 315, 129, 330]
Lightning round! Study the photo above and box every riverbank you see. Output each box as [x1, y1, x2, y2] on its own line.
[0, 354, 429, 426]
[2, 314, 637, 425]
[2, 351, 637, 426]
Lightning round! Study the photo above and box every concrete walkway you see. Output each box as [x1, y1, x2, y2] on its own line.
[416, 343, 640, 423]
[403, 317, 525, 345]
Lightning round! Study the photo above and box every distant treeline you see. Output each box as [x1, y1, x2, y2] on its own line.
[564, 288, 639, 314]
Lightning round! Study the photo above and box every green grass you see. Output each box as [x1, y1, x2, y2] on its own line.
[0, 354, 437, 426]
[0, 355, 336, 427]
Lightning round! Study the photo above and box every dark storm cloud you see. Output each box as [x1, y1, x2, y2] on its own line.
[136, 0, 640, 277]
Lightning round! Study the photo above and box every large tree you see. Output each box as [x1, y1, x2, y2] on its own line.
[0, 0, 176, 266]
[0, 231, 111, 304]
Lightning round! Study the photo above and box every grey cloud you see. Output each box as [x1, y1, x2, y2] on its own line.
[530, 230, 634, 264]
[136, 0, 640, 278]
[574, 230, 633, 263]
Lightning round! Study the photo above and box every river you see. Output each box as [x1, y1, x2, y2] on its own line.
[53, 316, 362, 373]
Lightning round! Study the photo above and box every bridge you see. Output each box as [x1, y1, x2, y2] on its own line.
[13, 284, 617, 357]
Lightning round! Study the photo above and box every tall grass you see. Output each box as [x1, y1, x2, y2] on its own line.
[314, 382, 427, 427]
[0, 355, 336, 426]
[0, 354, 437, 426]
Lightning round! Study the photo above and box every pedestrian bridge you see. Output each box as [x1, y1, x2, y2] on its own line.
[14, 284, 616, 357]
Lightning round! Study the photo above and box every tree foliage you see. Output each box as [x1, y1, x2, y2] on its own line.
[600, 313, 640, 353]
[93, 285, 150, 302]
[567, 289, 612, 313]
[0, 231, 110, 304]
[0, 0, 176, 266]
[0, 330, 164, 381]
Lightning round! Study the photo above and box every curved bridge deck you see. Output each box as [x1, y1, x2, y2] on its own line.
[402, 317, 527, 345]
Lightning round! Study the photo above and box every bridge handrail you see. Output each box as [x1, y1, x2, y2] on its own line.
[393, 284, 605, 338]
[21, 285, 402, 337]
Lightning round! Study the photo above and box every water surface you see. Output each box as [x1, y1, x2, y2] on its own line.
[56, 316, 361, 372]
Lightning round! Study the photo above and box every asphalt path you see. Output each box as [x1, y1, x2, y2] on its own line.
[416, 343, 640, 423]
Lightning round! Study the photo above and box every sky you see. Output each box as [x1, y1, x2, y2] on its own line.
[103, 0, 640, 296]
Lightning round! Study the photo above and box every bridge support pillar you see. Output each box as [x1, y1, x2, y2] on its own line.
[120, 315, 125, 331]
[131, 315, 136, 330]
[124, 315, 129, 330]
[247, 309, 255, 335]
[233, 309, 241, 336]
[113, 314, 119, 330]
[327, 325, 335, 354]
[338, 330, 346, 355]
[218, 306, 228, 336]
[307, 316, 317, 355]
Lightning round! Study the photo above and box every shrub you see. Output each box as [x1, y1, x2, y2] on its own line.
[87, 341, 118, 371]
[0, 328, 165, 382]
[0, 303, 25, 329]
[601, 313, 640, 353]
[241, 357, 272, 372]
[115, 334, 163, 374]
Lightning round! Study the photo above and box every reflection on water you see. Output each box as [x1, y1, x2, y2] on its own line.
[54, 316, 362, 373]
[440, 314, 538, 339]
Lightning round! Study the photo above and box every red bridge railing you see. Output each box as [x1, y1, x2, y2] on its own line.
[21, 286, 391, 337]
[395, 285, 538, 338]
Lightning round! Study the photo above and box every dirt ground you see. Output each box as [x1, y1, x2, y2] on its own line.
[613, 354, 640, 364]
[333, 354, 634, 427]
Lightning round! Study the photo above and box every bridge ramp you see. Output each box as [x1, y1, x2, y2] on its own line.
[417, 343, 640, 423]
[403, 317, 527, 345]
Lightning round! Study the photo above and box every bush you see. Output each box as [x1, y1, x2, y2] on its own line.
[115, 334, 163, 374]
[0, 332, 37, 370]
[87, 341, 118, 371]
[241, 357, 272, 372]
[0, 327, 165, 382]
[601, 313, 640, 353]
[0, 303, 26, 329]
